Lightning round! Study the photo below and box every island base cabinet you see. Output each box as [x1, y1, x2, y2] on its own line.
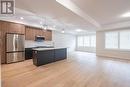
[25, 48, 33, 60]
[33, 50, 54, 66]
[54, 48, 67, 61]
[33, 48, 67, 66]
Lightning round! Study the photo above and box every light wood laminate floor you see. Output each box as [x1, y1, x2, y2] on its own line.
[1, 52, 130, 87]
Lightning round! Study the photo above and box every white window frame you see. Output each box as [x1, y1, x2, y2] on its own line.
[105, 30, 130, 51]
[77, 35, 96, 48]
[105, 31, 119, 50]
[90, 35, 96, 47]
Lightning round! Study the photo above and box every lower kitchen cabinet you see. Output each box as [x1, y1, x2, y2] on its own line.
[54, 48, 67, 61]
[33, 50, 55, 66]
[33, 48, 67, 66]
[25, 48, 33, 60]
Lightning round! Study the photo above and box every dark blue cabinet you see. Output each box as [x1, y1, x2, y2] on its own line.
[33, 50, 55, 66]
[25, 48, 33, 60]
[33, 48, 67, 66]
[54, 48, 67, 61]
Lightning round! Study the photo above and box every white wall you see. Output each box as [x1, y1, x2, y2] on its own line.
[96, 30, 130, 60]
[52, 31, 76, 52]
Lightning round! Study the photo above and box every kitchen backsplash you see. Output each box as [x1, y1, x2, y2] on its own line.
[24, 40, 54, 48]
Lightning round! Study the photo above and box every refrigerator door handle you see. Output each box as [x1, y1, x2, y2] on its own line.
[15, 34, 19, 51]
[15, 38, 18, 50]
[13, 35, 16, 51]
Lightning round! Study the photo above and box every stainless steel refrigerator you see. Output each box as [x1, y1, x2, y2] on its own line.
[6, 33, 25, 63]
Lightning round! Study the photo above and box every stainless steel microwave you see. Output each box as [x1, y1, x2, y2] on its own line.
[35, 36, 45, 42]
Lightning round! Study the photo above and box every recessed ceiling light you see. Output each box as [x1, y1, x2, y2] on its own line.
[44, 26, 47, 30]
[61, 29, 65, 33]
[53, 25, 56, 28]
[20, 17, 24, 20]
[40, 21, 43, 24]
[121, 12, 130, 17]
[76, 29, 82, 32]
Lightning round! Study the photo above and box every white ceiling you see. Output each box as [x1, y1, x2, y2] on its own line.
[0, 0, 130, 34]
[72, 0, 130, 24]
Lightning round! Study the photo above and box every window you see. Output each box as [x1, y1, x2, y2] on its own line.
[77, 36, 84, 46]
[120, 31, 130, 49]
[90, 35, 96, 47]
[77, 35, 96, 47]
[105, 32, 118, 49]
[105, 30, 130, 50]
[84, 36, 90, 46]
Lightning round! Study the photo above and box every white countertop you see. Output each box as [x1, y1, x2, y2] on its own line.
[33, 47, 67, 51]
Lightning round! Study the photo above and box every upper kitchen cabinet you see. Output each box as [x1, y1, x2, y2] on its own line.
[43, 30, 52, 41]
[6, 22, 25, 34]
[25, 26, 52, 41]
[25, 26, 43, 40]
[25, 27, 36, 40]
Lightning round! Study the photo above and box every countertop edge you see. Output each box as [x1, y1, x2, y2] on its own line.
[32, 48, 67, 51]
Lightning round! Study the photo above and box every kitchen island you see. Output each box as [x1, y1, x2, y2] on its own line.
[33, 48, 67, 66]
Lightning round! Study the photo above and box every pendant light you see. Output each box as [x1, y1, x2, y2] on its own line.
[61, 23, 65, 33]
[44, 17, 48, 30]
[42, 17, 48, 30]
[61, 29, 65, 33]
